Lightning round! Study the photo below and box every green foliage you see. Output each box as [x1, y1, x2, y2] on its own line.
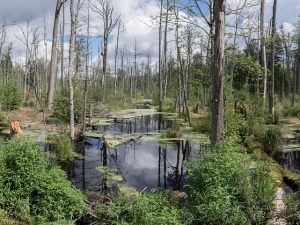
[260, 127, 282, 155]
[0, 113, 9, 126]
[23, 100, 36, 108]
[96, 189, 185, 225]
[0, 138, 87, 224]
[160, 128, 182, 139]
[278, 106, 300, 118]
[52, 86, 84, 124]
[191, 113, 212, 134]
[49, 132, 73, 160]
[161, 98, 175, 112]
[160, 121, 182, 139]
[224, 107, 248, 144]
[186, 142, 275, 224]
[285, 194, 300, 224]
[243, 93, 267, 138]
[0, 82, 22, 110]
[228, 51, 264, 93]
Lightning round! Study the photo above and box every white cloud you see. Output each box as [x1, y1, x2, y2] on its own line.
[282, 22, 294, 33]
[1, 0, 300, 69]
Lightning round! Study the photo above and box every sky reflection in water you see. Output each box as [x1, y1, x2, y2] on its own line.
[66, 138, 200, 191]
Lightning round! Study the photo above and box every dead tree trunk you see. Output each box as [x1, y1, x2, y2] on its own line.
[211, 0, 226, 146]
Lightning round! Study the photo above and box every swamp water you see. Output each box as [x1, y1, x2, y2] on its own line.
[61, 114, 201, 192]
[274, 118, 300, 175]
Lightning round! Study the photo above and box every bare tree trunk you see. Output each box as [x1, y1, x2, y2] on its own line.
[90, 0, 120, 87]
[211, 0, 226, 146]
[48, 0, 64, 110]
[68, 0, 81, 139]
[43, 17, 48, 99]
[158, 0, 163, 113]
[83, 4, 91, 132]
[163, 0, 169, 99]
[60, 1, 65, 86]
[292, 58, 297, 107]
[284, 37, 291, 97]
[260, 0, 268, 110]
[114, 20, 121, 97]
[269, 0, 277, 123]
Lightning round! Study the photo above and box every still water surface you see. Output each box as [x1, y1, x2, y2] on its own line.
[61, 114, 200, 192]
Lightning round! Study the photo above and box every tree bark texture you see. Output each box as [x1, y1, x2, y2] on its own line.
[211, 0, 226, 146]
[48, 0, 64, 110]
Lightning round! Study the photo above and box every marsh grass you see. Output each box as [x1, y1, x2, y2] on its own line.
[191, 113, 212, 134]
[260, 127, 282, 156]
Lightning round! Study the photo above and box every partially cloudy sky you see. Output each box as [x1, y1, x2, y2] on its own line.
[0, 0, 299, 69]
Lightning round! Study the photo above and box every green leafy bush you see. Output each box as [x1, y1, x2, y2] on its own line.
[0, 113, 9, 127]
[0, 138, 87, 223]
[96, 189, 185, 225]
[0, 82, 22, 110]
[186, 142, 275, 224]
[52, 86, 84, 124]
[224, 107, 248, 144]
[279, 107, 300, 118]
[49, 132, 73, 160]
[191, 113, 212, 134]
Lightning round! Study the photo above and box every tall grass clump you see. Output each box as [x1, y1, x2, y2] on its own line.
[0, 138, 87, 224]
[279, 106, 300, 118]
[260, 126, 282, 155]
[191, 113, 212, 134]
[160, 121, 182, 139]
[186, 142, 275, 224]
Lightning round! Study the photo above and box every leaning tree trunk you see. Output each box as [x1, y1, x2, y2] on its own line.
[211, 0, 226, 146]
[48, 0, 64, 110]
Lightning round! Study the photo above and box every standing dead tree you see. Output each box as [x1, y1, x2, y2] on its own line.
[48, 0, 67, 110]
[90, 0, 121, 87]
[68, 0, 83, 139]
[211, 0, 226, 146]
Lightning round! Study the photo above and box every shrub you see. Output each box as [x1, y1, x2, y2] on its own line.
[0, 113, 9, 126]
[96, 189, 185, 225]
[186, 142, 275, 224]
[49, 132, 73, 160]
[279, 107, 300, 118]
[260, 127, 282, 155]
[191, 113, 212, 134]
[224, 107, 248, 144]
[0, 82, 22, 110]
[0, 138, 87, 223]
[160, 121, 182, 139]
[52, 86, 84, 124]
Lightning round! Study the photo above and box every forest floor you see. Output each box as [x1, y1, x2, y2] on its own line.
[5, 106, 51, 123]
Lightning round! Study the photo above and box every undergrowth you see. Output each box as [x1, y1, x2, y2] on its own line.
[0, 138, 87, 224]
